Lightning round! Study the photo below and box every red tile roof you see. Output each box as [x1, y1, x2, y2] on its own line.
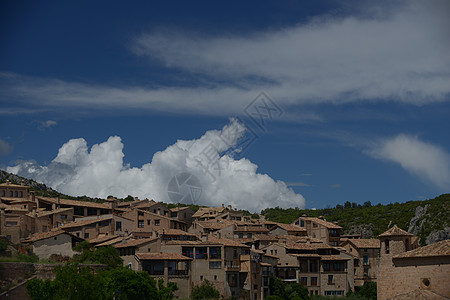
[24, 229, 72, 242]
[114, 237, 158, 248]
[345, 239, 381, 249]
[394, 239, 450, 259]
[378, 225, 413, 237]
[300, 217, 342, 229]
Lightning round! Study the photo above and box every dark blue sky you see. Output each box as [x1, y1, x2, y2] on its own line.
[1, 0, 449, 210]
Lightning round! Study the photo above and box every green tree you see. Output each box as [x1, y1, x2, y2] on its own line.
[0, 239, 8, 252]
[73, 242, 123, 268]
[269, 277, 308, 300]
[26, 263, 110, 300]
[191, 280, 220, 300]
[357, 281, 377, 300]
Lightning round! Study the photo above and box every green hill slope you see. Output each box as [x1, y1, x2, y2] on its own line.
[261, 194, 450, 245]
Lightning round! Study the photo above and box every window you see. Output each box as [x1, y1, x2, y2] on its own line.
[385, 240, 390, 254]
[238, 233, 243, 238]
[1, 191, 4, 196]
[154, 219, 160, 226]
[247, 233, 253, 238]
[323, 263, 331, 271]
[147, 220, 151, 225]
[300, 220, 305, 227]
[61, 214, 67, 220]
[200, 276, 203, 280]
[310, 260, 318, 272]
[333, 263, 342, 271]
[54, 237, 57, 240]
[5, 221, 18, 226]
[19, 191, 23, 197]
[233, 249, 238, 259]
[196, 247, 207, 259]
[182, 247, 194, 258]
[14, 191, 18, 197]
[311, 277, 318, 286]
[300, 277, 307, 286]
[325, 291, 344, 296]
[138, 211, 144, 216]
[214, 275, 217, 280]
[138, 220, 144, 228]
[9, 191, 13, 196]
[328, 275, 333, 284]
[209, 261, 222, 269]
[313, 223, 318, 227]
[116, 221, 122, 231]
[42, 225, 47, 232]
[209, 247, 221, 259]
[84, 233, 89, 239]
[363, 255, 369, 265]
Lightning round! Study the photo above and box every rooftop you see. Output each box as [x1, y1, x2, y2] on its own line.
[296, 217, 342, 229]
[344, 239, 381, 249]
[378, 225, 413, 237]
[114, 237, 158, 248]
[394, 239, 450, 259]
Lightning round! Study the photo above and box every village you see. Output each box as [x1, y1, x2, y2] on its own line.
[1, 180, 449, 299]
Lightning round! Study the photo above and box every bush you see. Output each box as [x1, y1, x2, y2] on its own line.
[191, 280, 220, 300]
[0, 239, 7, 252]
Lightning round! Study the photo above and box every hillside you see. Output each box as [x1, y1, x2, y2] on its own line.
[261, 194, 450, 245]
[2, 170, 448, 245]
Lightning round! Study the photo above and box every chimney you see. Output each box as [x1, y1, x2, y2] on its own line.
[6, 180, 10, 185]
[21, 179, 25, 186]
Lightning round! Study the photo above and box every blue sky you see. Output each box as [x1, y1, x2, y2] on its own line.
[1, 0, 449, 211]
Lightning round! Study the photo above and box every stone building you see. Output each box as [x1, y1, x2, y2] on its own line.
[340, 238, 380, 286]
[292, 216, 342, 246]
[376, 225, 450, 299]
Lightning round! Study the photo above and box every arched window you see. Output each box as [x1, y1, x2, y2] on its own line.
[14, 191, 18, 197]
[19, 191, 23, 197]
[1, 190, 4, 196]
[9, 191, 13, 197]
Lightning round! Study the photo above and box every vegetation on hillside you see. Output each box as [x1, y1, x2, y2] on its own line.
[261, 194, 450, 244]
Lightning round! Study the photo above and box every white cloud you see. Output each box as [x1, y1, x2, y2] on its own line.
[366, 134, 450, 189]
[0, 138, 12, 155]
[1, 1, 449, 117]
[41, 120, 57, 129]
[6, 119, 305, 212]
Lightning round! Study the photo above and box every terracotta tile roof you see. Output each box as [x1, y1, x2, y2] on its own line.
[296, 217, 342, 229]
[320, 255, 350, 261]
[394, 239, 450, 259]
[88, 234, 119, 244]
[170, 206, 191, 212]
[234, 238, 256, 244]
[290, 254, 321, 258]
[197, 221, 234, 230]
[208, 238, 250, 248]
[234, 226, 269, 232]
[254, 235, 278, 241]
[157, 229, 197, 236]
[24, 229, 73, 242]
[27, 207, 73, 218]
[60, 217, 112, 229]
[36, 196, 110, 210]
[114, 237, 158, 248]
[164, 240, 203, 245]
[273, 223, 307, 232]
[136, 253, 192, 261]
[192, 207, 227, 218]
[96, 237, 124, 247]
[0, 182, 28, 188]
[345, 239, 381, 249]
[378, 225, 413, 237]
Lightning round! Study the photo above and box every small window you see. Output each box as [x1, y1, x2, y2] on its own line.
[54, 237, 57, 240]
[1, 190, 4, 196]
[154, 219, 160, 226]
[61, 215, 67, 219]
[19, 191, 23, 197]
[9, 191, 13, 197]
[328, 275, 333, 284]
[214, 275, 217, 280]
[14, 191, 18, 197]
[84, 233, 89, 239]
[138, 220, 144, 228]
[147, 220, 151, 225]
[200, 275, 203, 280]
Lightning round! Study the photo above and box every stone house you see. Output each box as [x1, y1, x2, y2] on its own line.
[23, 229, 83, 259]
[377, 225, 449, 299]
[340, 238, 380, 286]
[292, 216, 342, 246]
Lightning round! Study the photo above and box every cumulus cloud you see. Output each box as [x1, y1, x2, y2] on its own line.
[6, 119, 305, 212]
[366, 134, 450, 189]
[0, 138, 12, 155]
[1, 0, 449, 117]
